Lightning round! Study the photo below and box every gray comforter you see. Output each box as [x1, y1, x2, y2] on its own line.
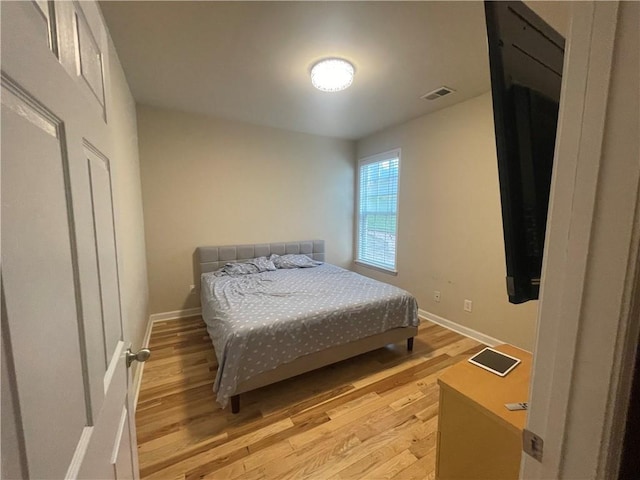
[201, 263, 419, 407]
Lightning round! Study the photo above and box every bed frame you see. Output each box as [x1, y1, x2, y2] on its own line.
[196, 240, 418, 413]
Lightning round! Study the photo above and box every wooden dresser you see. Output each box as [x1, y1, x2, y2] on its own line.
[435, 344, 532, 480]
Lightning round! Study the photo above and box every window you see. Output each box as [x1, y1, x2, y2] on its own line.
[356, 149, 400, 273]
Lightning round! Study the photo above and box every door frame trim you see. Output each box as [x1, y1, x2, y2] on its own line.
[522, 1, 640, 478]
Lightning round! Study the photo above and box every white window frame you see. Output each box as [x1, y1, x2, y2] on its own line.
[355, 148, 401, 275]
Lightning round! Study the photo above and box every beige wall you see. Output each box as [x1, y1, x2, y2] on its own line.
[525, 1, 571, 37]
[106, 37, 150, 351]
[355, 93, 538, 350]
[137, 106, 355, 314]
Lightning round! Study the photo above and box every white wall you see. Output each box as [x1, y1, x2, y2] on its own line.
[137, 105, 355, 314]
[355, 93, 538, 350]
[106, 36, 150, 351]
[526, 0, 571, 37]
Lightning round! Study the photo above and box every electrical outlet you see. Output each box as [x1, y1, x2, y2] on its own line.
[190, 284, 197, 295]
[464, 299, 473, 312]
[434, 290, 441, 302]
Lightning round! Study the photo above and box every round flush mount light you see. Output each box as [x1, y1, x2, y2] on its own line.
[310, 58, 355, 92]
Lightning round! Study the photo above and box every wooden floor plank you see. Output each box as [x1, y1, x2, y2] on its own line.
[135, 317, 482, 479]
[391, 446, 438, 480]
[320, 417, 426, 479]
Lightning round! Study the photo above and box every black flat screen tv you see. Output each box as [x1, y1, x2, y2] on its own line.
[484, 1, 565, 304]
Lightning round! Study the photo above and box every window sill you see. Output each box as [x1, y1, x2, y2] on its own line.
[354, 261, 398, 276]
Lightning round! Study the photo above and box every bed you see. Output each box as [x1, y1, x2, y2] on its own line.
[197, 240, 419, 413]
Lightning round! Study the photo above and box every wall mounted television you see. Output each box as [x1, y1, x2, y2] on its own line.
[484, 1, 565, 304]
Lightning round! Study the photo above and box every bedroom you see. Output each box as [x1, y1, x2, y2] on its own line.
[121, 0, 567, 348]
[1, 1, 638, 479]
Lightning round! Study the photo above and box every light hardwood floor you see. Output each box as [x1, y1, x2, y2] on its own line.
[136, 316, 483, 479]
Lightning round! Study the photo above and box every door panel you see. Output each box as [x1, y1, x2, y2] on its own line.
[55, 1, 107, 120]
[86, 146, 122, 369]
[77, 341, 129, 480]
[76, 10, 106, 109]
[1, 81, 87, 480]
[2, 282, 30, 480]
[33, 0, 57, 55]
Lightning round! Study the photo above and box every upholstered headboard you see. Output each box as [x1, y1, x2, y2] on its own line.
[196, 240, 325, 275]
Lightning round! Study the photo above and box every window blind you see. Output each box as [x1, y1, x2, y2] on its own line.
[357, 154, 399, 271]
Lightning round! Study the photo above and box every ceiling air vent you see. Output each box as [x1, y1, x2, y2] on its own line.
[421, 86, 456, 101]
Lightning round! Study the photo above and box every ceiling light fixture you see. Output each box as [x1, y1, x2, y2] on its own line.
[310, 58, 354, 92]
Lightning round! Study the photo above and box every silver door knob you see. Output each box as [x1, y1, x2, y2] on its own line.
[126, 348, 151, 368]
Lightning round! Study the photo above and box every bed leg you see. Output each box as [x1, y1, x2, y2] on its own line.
[407, 337, 414, 352]
[231, 395, 240, 414]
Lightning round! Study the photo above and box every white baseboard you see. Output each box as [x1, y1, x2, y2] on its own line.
[418, 309, 504, 347]
[148, 307, 202, 322]
[132, 307, 202, 410]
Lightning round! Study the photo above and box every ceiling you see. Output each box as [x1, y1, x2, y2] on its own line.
[100, 2, 564, 140]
